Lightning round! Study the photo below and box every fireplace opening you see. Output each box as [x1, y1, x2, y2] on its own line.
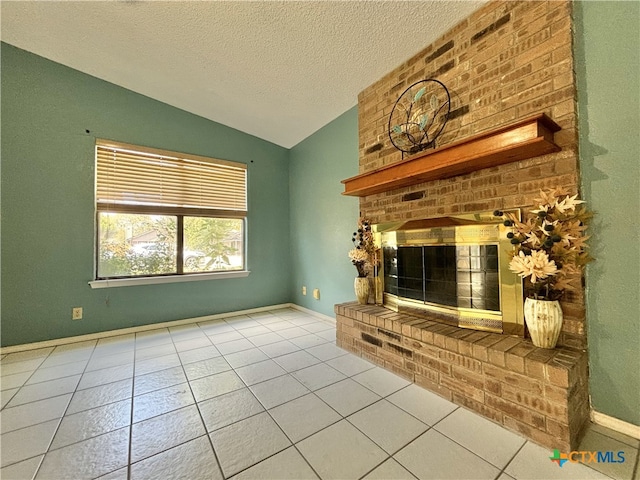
[374, 211, 524, 335]
[384, 244, 501, 310]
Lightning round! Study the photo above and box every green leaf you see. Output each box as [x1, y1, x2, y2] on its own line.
[414, 87, 426, 102]
[419, 114, 429, 130]
[393, 125, 403, 134]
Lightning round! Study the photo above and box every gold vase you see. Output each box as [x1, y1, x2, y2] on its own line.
[354, 277, 370, 305]
[524, 298, 563, 348]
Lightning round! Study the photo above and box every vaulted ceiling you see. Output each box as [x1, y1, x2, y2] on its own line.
[1, 1, 486, 148]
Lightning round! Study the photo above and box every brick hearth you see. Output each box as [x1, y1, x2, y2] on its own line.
[335, 302, 589, 451]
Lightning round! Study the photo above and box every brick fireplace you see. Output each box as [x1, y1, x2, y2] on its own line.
[336, 0, 590, 450]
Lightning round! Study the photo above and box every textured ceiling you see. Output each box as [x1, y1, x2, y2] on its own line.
[1, 1, 486, 148]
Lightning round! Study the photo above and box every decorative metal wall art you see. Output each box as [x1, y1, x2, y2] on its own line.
[388, 79, 451, 155]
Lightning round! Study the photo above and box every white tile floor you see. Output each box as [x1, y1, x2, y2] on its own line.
[1, 307, 638, 480]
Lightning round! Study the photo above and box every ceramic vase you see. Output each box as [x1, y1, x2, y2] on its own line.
[524, 297, 563, 349]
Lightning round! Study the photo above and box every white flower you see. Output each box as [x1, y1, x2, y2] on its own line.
[524, 232, 542, 247]
[530, 204, 549, 216]
[348, 248, 369, 263]
[509, 250, 558, 283]
[560, 232, 577, 245]
[540, 219, 558, 236]
[555, 194, 584, 213]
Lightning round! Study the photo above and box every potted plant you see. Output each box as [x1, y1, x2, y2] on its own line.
[349, 218, 375, 304]
[496, 187, 593, 348]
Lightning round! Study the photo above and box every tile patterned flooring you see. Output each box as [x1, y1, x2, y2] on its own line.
[1, 307, 638, 480]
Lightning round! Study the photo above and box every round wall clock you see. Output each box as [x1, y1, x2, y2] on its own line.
[388, 79, 451, 155]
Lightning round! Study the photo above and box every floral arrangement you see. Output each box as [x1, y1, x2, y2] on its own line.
[349, 218, 375, 277]
[496, 187, 593, 300]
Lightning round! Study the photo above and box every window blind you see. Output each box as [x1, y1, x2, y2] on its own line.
[96, 140, 247, 216]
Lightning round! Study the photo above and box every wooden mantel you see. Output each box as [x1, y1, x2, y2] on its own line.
[342, 114, 561, 197]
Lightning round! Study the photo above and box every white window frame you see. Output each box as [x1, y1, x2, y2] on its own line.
[90, 140, 249, 288]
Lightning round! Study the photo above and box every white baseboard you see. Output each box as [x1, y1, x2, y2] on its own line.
[290, 304, 336, 324]
[0, 303, 297, 355]
[591, 410, 640, 440]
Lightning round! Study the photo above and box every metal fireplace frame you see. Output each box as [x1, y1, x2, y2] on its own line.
[373, 210, 524, 336]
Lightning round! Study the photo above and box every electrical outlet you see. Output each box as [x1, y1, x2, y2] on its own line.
[313, 288, 320, 300]
[302, 286, 307, 296]
[72, 307, 83, 320]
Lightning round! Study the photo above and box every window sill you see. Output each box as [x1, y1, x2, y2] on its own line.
[88, 270, 251, 289]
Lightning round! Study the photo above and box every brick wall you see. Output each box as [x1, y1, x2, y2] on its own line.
[356, 0, 585, 349]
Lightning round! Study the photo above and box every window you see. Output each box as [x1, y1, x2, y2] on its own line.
[95, 140, 247, 280]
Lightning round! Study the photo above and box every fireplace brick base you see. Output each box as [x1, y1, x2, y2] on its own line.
[335, 302, 589, 451]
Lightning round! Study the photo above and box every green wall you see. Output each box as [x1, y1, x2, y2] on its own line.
[1, 43, 291, 346]
[575, 2, 640, 425]
[289, 108, 360, 316]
